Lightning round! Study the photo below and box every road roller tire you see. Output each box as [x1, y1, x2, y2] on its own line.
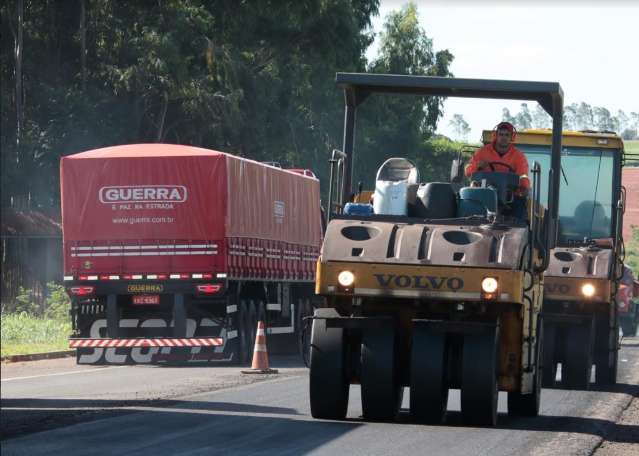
[410, 322, 449, 424]
[461, 325, 499, 426]
[541, 322, 557, 388]
[361, 327, 403, 421]
[309, 309, 350, 420]
[562, 322, 593, 390]
[508, 323, 542, 417]
[595, 349, 618, 386]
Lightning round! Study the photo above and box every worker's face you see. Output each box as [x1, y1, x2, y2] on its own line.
[495, 128, 512, 149]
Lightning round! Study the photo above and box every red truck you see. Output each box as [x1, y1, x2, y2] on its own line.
[61, 144, 323, 364]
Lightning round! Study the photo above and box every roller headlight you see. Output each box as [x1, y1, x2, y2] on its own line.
[481, 277, 499, 294]
[337, 270, 355, 287]
[581, 283, 595, 298]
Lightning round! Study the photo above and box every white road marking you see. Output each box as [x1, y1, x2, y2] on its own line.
[1, 365, 128, 382]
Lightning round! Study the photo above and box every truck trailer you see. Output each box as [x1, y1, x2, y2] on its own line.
[62, 144, 322, 364]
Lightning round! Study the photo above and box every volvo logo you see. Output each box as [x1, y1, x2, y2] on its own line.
[374, 274, 464, 291]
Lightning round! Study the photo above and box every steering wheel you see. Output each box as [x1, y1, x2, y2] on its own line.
[479, 161, 516, 173]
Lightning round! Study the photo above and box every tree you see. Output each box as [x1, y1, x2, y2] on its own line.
[449, 114, 470, 141]
[354, 2, 453, 187]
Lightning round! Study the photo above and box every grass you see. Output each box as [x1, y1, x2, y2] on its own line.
[1, 312, 71, 357]
[626, 140, 639, 157]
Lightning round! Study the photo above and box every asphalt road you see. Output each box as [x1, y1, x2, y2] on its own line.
[2, 338, 638, 455]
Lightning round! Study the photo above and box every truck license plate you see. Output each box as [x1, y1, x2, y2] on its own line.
[132, 295, 160, 305]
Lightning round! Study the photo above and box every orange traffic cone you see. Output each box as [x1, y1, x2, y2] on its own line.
[241, 320, 278, 374]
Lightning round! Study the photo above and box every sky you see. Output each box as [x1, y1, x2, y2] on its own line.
[366, 1, 639, 141]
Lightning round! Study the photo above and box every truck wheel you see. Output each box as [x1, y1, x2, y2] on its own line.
[410, 322, 448, 424]
[562, 322, 593, 389]
[361, 326, 404, 421]
[508, 324, 542, 417]
[237, 300, 251, 365]
[461, 325, 499, 426]
[309, 309, 350, 420]
[542, 323, 557, 388]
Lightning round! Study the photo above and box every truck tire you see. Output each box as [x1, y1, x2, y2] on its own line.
[361, 327, 404, 421]
[410, 322, 449, 424]
[562, 322, 593, 389]
[309, 309, 350, 420]
[541, 323, 557, 388]
[461, 325, 499, 426]
[297, 299, 312, 367]
[237, 300, 251, 365]
[508, 324, 542, 417]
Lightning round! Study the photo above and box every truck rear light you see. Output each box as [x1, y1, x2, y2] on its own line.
[170, 274, 181, 279]
[202, 273, 213, 279]
[192, 273, 203, 279]
[132, 274, 143, 280]
[99, 275, 109, 280]
[79, 275, 88, 280]
[64, 275, 74, 281]
[70, 286, 95, 296]
[216, 273, 228, 279]
[196, 284, 222, 294]
[109, 275, 120, 280]
[122, 274, 133, 280]
[157, 274, 168, 280]
[88, 275, 98, 281]
[147, 274, 158, 280]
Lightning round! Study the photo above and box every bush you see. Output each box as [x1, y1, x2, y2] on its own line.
[45, 282, 71, 320]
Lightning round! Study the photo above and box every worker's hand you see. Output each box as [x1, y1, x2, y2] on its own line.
[477, 160, 489, 170]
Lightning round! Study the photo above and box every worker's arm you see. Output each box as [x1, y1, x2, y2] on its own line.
[464, 148, 486, 177]
[514, 150, 530, 192]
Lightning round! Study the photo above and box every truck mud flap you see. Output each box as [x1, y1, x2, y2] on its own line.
[73, 317, 237, 365]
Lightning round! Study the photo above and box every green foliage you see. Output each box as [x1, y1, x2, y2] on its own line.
[45, 282, 71, 320]
[504, 101, 638, 138]
[626, 226, 639, 276]
[0, 312, 71, 357]
[1, 0, 382, 209]
[354, 3, 454, 188]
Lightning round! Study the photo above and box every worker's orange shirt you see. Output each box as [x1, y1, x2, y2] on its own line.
[465, 143, 530, 191]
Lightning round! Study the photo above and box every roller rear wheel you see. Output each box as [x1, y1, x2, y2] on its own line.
[361, 327, 403, 421]
[562, 322, 593, 389]
[508, 323, 542, 416]
[541, 323, 557, 388]
[461, 325, 499, 426]
[410, 322, 449, 424]
[309, 309, 350, 420]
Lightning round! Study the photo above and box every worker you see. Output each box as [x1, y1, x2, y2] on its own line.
[465, 121, 529, 219]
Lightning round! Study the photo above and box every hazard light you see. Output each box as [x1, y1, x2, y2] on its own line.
[196, 284, 222, 294]
[70, 286, 95, 296]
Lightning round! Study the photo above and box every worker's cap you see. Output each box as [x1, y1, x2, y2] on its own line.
[495, 121, 515, 133]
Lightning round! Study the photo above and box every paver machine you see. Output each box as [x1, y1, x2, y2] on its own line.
[309, 73, 564, 426]
[487, 129, 627, 388]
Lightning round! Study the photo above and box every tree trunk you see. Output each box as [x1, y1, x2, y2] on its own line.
[80, 0, 87, 91]
[156, 92, 168, 142]
[15, 0, 24, 159]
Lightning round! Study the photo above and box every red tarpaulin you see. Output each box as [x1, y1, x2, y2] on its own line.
[61, 144, 321, 278]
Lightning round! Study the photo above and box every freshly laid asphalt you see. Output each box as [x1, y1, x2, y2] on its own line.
[1, 337, 638, 455]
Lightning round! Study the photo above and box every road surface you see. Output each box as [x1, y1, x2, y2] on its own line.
[2, 338, 638, 455]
